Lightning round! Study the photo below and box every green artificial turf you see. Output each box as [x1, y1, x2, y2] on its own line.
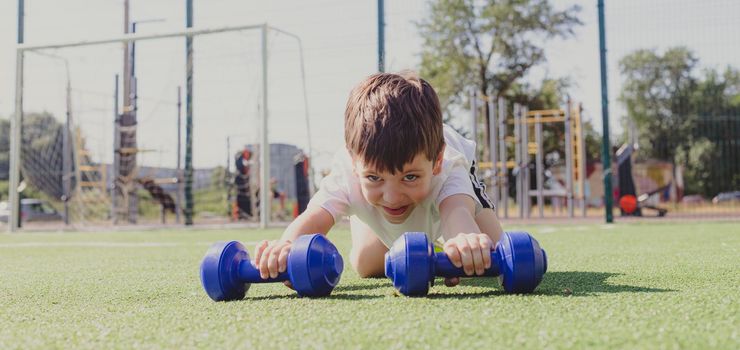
[1, 222, 738, 349]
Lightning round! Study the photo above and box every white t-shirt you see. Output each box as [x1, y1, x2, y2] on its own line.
[308, 124, 485, 247]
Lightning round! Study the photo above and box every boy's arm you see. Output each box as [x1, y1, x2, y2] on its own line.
[255, 206, 335, 279]
[438, 194, 494, 278]
[439, 194, 480, 238]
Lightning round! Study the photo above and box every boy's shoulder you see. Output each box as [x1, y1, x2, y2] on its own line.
[442, 124, 476, 165]
[443, 124, 475, 154]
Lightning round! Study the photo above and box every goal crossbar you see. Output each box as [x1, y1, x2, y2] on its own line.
[18, 23, 265, 52]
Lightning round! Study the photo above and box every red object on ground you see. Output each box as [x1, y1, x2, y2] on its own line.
[231, 202, 239, 221]
[619, 194, 638, 214]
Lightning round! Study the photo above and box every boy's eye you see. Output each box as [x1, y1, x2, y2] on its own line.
[366, 175, 381, 182]
[403, 174, 418, 181]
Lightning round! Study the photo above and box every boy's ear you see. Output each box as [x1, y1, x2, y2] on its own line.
[350, 156, 358, 175]
[432, 145, 445, 175]
[350, 154, 363, 177]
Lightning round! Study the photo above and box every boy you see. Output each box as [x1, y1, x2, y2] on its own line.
[255, 71, 504, 287]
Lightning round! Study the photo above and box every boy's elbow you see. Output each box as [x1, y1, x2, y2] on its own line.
[354, 266, 379, 278]
[353, 265, 384, 278]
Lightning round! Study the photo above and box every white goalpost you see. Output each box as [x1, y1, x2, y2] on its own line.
[8, 23, 312, 231]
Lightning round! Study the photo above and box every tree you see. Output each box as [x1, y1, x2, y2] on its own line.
[693, 66, 740, 115]
[418, 0, 582, 155]
[618, 47, 740, 197]
[689, 66, 740, 196]
[618, 47, 699, 161]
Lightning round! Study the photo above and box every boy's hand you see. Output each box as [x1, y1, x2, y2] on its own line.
[254, 239, 293, 288]
[442, 233, 494, 287]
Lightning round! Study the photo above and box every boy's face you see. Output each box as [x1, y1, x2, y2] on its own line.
[353, 148, 444, 224]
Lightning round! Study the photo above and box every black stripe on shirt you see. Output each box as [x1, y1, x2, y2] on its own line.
[469, 159, 494, 209]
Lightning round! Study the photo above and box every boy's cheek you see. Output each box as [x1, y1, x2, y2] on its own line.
[358, 186, 375, 203]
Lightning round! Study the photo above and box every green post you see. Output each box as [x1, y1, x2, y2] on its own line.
[598, 0, 613, 223]
[12, 0, 25, 230]
[377, 0, 385, 72]
[184, 0, 194, 225]
[17, 0, 23, 44]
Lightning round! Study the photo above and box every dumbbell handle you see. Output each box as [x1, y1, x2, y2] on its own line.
[434, 250, 501, 278]
[238, 259, 290, 283]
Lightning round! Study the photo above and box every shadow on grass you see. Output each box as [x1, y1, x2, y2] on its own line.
[333, 279, 392, 292]
[243, 292, 384, 301]
[536, 271, 675, 296]
[235, 271, 673, 300]
[424, 271, 675, 299]
[424, 290, 503, 299]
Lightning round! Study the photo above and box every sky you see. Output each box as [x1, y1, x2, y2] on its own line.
[1, 0, 738, 173]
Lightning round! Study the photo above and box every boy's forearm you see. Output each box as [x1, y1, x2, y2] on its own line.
[441, 206, 480, 239]
[474, 208, 504, 243]
[439, 194, 481, 240]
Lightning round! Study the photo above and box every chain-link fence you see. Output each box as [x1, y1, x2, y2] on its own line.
[606, 0, 739, 220]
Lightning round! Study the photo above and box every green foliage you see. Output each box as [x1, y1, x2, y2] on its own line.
[694, 67, 740, 113]
[20, 112, 67, 199]
[136, 185, 229, 220]
[674, 138, 715, 195]
[0, 112, 76, 200]
[582, 120, 603, 163]
[193, 185, 229, 217]
[618, 47, 740, 196]
[618, 47, 699, 161]
[209, 166, 227, 189]
[417, 0, 583, 162]
[136, 189, 165, 220]
[418, 0, 582, 111]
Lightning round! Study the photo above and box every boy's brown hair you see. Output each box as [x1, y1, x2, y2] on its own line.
[344, 71, 444, 174]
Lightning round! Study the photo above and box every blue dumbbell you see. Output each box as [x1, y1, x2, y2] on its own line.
[385, 231, 547, 296]
[200, 234, 343, 301]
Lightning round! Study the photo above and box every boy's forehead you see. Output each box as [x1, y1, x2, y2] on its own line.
[354, 153, 432, 173]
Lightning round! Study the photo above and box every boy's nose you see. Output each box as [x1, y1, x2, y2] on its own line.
[382, 190, 404, 205]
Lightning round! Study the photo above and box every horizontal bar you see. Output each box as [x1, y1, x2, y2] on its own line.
[79, 165, 103, 171]
[508, 116, 566, 124]
[18, 23, 265, 52]
[478, 160, 516, 169]
[79, 181, 106, 188]
[527, 109, 564, 117]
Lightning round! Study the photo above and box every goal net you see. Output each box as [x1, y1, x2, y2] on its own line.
[8, 25, 314, 230]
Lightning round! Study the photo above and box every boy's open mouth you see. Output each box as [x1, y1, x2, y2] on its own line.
[383, 205, 409, 216]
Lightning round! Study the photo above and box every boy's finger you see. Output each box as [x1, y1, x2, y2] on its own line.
[254, 240, 269, 265]
[479, 235, 492, 269]
[258, 245, 272, 279]
[444, 277, 460, 287]
[277, 244, 290, 273]
[466, 235, 484, 276]
[283, 280, 295, 290]
[457, 240, 474, 276]
[443, 244, 463, 268]
[267, 247, 281, 279]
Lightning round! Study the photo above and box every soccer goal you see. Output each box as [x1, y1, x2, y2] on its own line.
[8, 24, 314, 231]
